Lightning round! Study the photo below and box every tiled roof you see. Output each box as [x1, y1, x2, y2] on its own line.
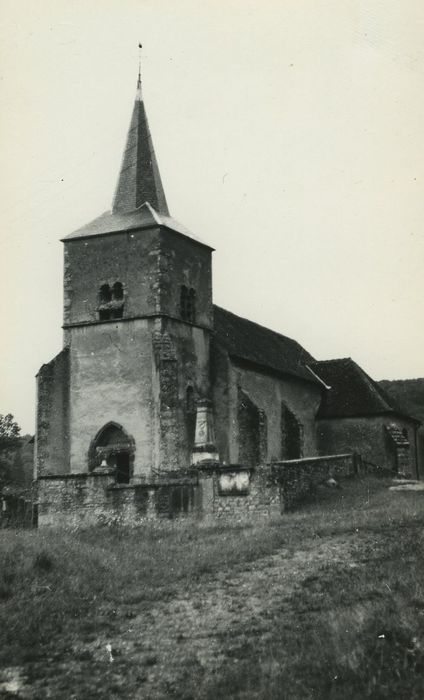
[310, 358, 417, 420]
[213, 306, 316, 383]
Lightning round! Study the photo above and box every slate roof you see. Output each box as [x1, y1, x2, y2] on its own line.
[112, 75, 169, 215]
[63, 202, 211, 247]
[63, 74, 212, 250]
[310, 358, 419, 421]
[213, 306, 316, 383]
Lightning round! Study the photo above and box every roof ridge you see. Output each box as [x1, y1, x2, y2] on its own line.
[213, 305, 307, 351]
[311, 357, 352, 365]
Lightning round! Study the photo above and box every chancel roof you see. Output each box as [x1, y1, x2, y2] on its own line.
[213, 306, 316, 383]
[310, 358, 418, 422]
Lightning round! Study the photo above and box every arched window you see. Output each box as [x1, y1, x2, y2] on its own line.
[237, 388, 268, 467]
[99, 284, 112, 303]
[180, 285, 188, 318]
[281, 403, 303, 460]
[187, 288, 196, 323]
[180, 286, 196, 323]
[186, 386, 196, 447]
[98, 281, 124, 321]
[112, 282, 124, 300]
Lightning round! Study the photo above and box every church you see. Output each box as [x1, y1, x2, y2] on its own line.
[34, 69, 421, 526]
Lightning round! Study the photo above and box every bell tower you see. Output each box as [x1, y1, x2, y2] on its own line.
[36, 67, 215, 480]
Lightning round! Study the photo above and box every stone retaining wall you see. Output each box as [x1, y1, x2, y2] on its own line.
[272, 453, 359, 510]
[37, 472, 199, 528]
[37, 453, 358, 528]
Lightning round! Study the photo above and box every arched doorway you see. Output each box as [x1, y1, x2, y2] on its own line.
[88, 422, 135, 484]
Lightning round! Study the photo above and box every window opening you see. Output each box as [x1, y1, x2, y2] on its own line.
[98, 281, 124, 321]
[186, 386, 196, 447]
[180, 286, 196, 323]
[180, 285, 188, 319]
[281, 403, 303, 460]
[116, 452, 130, 484]
[112, 282, 124, 300]
[187, 288, 196, 323]
[99, 284, 112, 303]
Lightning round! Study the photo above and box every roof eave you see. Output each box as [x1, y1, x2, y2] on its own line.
[317, 409, 421, 424]
[226, 352, 320, 386]
[62, 222, 215, 250]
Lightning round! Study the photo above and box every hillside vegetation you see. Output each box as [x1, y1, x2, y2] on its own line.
[1, 477, 424, 699]
[379, 378, 424, 423]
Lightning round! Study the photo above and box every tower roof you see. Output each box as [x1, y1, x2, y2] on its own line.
[112, 72, 169, 215]
[63, 201, 212, 248]
[64, 70, 213, 249]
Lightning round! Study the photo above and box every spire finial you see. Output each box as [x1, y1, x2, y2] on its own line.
[137, 43, 142, 100]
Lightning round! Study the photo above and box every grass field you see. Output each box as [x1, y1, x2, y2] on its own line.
[1, 476, 424, 699]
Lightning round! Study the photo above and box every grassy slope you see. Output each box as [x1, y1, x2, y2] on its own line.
[1, 478, 424, 699]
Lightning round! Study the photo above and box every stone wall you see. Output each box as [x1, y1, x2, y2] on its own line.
[37, 452, 357, 528]
[66, 319, 156, 476]
[37, 472, 199, 528]
[272, 453, 358, 511]
[63, 228, 161, 327]
[158, 229, 213, 331]
[35, 348, 70, 477]
[316, 415, 419, 478]
[156, 318, 211, 472]
[214, 358, 322, 467]
[59, 223, 214, 477]
[198, 465, 281, 522]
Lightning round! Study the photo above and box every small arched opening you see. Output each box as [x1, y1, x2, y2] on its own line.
[180, 285, 196, 323]
[112, 282, 124, 300]
[186, 385, 196, 447]
[281, 403, 303, 460]
[237, 388, 267, 467]
[88, 422, 135, 484]
[99, 284, 112, 303]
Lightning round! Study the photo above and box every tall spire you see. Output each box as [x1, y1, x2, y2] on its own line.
[112, 55, 169, 215]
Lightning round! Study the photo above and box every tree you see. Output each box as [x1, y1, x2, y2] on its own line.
[0, 414, 22, 488]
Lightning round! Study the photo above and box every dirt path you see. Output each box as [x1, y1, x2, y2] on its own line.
[1, 531, 368, 700]
[87, 534, 360, 699]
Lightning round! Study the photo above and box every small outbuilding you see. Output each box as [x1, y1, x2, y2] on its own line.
[312, 358, 421, 477]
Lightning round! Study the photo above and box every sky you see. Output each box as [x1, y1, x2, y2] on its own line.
[0, 0, 423, 433]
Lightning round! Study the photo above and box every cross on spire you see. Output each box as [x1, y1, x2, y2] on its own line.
[112, 47, 169, 215]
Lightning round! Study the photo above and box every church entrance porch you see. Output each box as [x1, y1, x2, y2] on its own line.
[89, 422, 135, 484]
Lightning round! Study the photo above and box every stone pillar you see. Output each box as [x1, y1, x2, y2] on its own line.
[192, 399, 219, 465]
